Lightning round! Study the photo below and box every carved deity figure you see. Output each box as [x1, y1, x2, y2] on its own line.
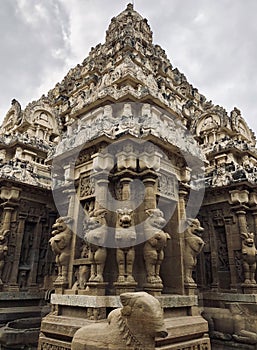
[72, 292, 168, 350]
[143, 209, 170, 284]
[0, 230, 9, 284]
[240, 231, 257, 284]
[115, 208, 136, 284]
[84, 208, 108, 283]
[183, 218, 204, 284]
[49, 216, 73, 284]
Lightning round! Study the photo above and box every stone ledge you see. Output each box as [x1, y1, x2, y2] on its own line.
[0, 291, 44, 300]
[156, 316, 208, 347]
[201, 292, 257, 303]
[156, 336, 210, 349]
[51, 294, 198, 308]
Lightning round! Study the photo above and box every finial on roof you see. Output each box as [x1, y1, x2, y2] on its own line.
[126, 3, 134, 11]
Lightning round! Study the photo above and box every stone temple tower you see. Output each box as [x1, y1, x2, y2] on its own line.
[1, 3, 257, 350]
[38, 4, 211, 350]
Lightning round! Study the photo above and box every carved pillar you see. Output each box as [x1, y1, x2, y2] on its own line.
[169, 186, 188, 294]
[142, 175, 157, 210]
[2, 206, 14, 232]
[8, 214, 26, 291]
[224, 216, 237, 291]
[252, 211, 257, 235]
[120, 177, 133, 203]
[27, 218, 44, 290]
[236, 210, 247, 234]
[209, 222, 219, 291]
[66, 188, 77, 290]
[178, 188, 187, 225]
[93, 152, 114, 209]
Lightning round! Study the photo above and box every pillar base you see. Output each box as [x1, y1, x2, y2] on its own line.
[113, 282, 137, 295]
[242, 283, 257, 294]
[143, 283, 163, 296]
[184, 282, 198, 296]
[85, 282, 108, 296]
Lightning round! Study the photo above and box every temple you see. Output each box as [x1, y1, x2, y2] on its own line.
[0, 4, 257, 350]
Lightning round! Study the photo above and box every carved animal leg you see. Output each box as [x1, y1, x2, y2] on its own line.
[116, 248, 126, 283]
[250, 263, 256, 284]
[126, 247, 136, 283]
[243, 262, 251, 284]
[94, 247, 107, 282]
[88, 250, 97, 282]
[144, 248, 158, 283]
[184, 264, 194, 284]
[155, 250, 164, 283]
[61, 265, 68, 282]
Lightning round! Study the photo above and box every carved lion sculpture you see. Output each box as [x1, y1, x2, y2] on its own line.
[115, 208, 137, 284]
[0, 230, 9, 284]
[183, 218, 204, 284]
[72, 292, 168, 350]
[84, 209, 108, 283]
[49, 216, 73, 284]
[143, 209, 170, 284]
[240, 231, 257, 284]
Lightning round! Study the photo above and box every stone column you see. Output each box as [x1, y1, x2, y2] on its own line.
[224, 217, 238, 291]
[169, 186, 187, 294]
[252, 211, 257, 235]
[27, 218, 44, 290]
[236, 210, 247, 233]
[120, 177, 133, 202]
[8, 214, 26, 291]
[66, 188, 77, 291]
[1, 206, 14, 232]
[142, 175, 157, 210]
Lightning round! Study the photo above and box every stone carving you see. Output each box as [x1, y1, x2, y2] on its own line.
[115, 208, 136, 284]
[54, 103, 206, 162]
[84, 209, 108, 283]
[240, 231, 257, 284]
[72, 292, 168, 350]
[183, 218, 204, 284]
[0, 229, 9, 285]
[204, 304, 257, 345]
[49, 216, 73, 284]
[143, 209, 170, 284]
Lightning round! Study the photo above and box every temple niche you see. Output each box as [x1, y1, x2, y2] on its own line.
[0, 3, 257, 350]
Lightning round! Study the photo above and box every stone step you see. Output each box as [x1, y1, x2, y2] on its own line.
[156, 315, 209, 347]
[0, 306, 48, 323]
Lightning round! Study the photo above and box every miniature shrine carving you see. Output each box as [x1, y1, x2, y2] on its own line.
[143, 209, 170, 285]
[71, 292, 168, 350]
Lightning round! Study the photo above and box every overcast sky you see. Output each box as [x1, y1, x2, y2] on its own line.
[0, 0, 256, 134]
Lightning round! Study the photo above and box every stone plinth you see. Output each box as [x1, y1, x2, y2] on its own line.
[85, 282, 108, 296]
[39, 293, 210, 350]
[143, 283, 163, 296]
[184, 282, 198, 296]
[242, 283, 257, 294]
[113, 282, 137, 294]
